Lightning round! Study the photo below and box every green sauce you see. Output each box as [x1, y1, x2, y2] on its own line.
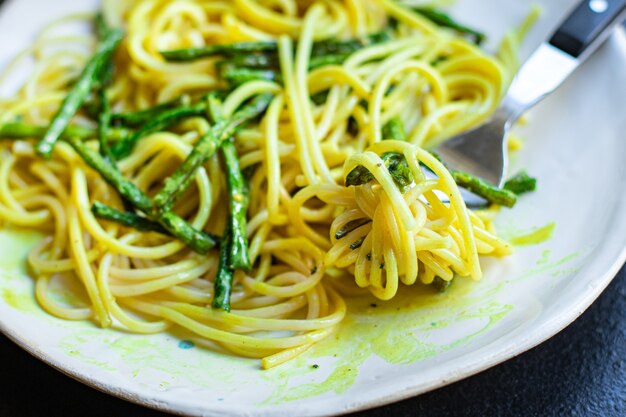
[510, 222, 555, 246]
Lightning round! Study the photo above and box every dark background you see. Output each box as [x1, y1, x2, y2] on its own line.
[0, 1, 625, 416]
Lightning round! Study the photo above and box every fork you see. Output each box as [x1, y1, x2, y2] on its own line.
[436, 0, 626, 188]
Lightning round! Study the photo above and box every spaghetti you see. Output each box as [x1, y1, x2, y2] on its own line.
[0, 0, 530, 368]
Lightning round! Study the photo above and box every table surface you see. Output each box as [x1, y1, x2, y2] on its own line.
[1, 1, 625, 415]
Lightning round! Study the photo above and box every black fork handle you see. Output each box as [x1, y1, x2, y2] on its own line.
[550, 0, 626, 59]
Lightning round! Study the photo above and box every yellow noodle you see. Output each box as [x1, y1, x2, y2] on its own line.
[0, 0, 526, 369]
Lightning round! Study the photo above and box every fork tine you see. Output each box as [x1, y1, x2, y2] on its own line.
[435, 120, 508, 187]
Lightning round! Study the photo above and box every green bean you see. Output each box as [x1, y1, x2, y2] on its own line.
[152, 93, 273, 213]
[503, 171, 537, 195]
[212, 222, 234, 312]
[35, 26, 124, 158]
[221, 140, 251, 271]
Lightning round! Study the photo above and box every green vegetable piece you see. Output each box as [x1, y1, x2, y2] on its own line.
[451, 170, 517, 208]
[0, 122, 127, 142]
[219, 64, 281, 88]
[346, 152, 414, 192]
[311, 31, 392, 58]
[92, 202, 168, 234]
[152, 93, 273, 214]
[223, 53, 279, 69]
[111, 95, 192, 127]
[35, 25, 124, 158]
[97, 88, 115, 162]
[161, 30, 392, 65]
[350, 236, 366, 250]
[212, 223, 234, 312]
[382, 117, 406, 141]
[503, 170, 537, 195]
[207, 97, 251, 271]
[413, 7, 486, 45]
[161, 42, 278, 62]
[64, 136, 216, 254]
[432, 277, 452, 292]
[222, 140, 251, 271]
[110, 101, 206, 159]
[308, 53, 351, 70]
[95, 12, 111, 39]
[335, 218, 371, 240]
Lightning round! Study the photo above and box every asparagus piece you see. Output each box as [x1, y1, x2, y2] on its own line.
[95, 12, 115, 85]
[111, 95, 192, 127]
[0, 122, 127, 142]
[503, 170, 537, 195]
[310, 31, 391, 58]
[346, 152, 414, 192]
[335, 218, 371, 240]
[219, 64, 281, 87]
[35, 24, 124, 158]
[346, 149, 518, 207]
[433, 277, 452, 292]
[110, 101, 206, 159]
[92, 202, 169, 234]
[350, 236, 366, 250]
[162, 42, 278, 62]
[64, 136, 216, 254]
[152, 93, 273, 213]
[451, 170, 517, 208]
[382, 117, 407, 141]
[212, 223, 234, 312]
[224, 53, 278, 69]
[95, 12, 111, 39]
[413, 7, 486, 45]
[95, 13, 115, 161]
[161, 31, 392, 63]
[308, 54, 352, 70]
[427, 151, 518, 207]
[97, 89, 114, 162]
[221, 140, 251, 271]
[208, 95, 251, 271]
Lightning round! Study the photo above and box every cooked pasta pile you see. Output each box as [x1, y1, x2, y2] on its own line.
[0, 0, 528, 368]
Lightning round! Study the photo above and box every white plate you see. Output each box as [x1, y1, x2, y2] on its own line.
[1, 1, 625, 416]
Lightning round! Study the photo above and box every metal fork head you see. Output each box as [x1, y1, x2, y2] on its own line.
[434, 117, 509, 188]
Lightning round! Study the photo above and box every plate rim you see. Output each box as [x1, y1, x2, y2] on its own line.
[0, 0, 624, 414]
[2, 245, 624, 417]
